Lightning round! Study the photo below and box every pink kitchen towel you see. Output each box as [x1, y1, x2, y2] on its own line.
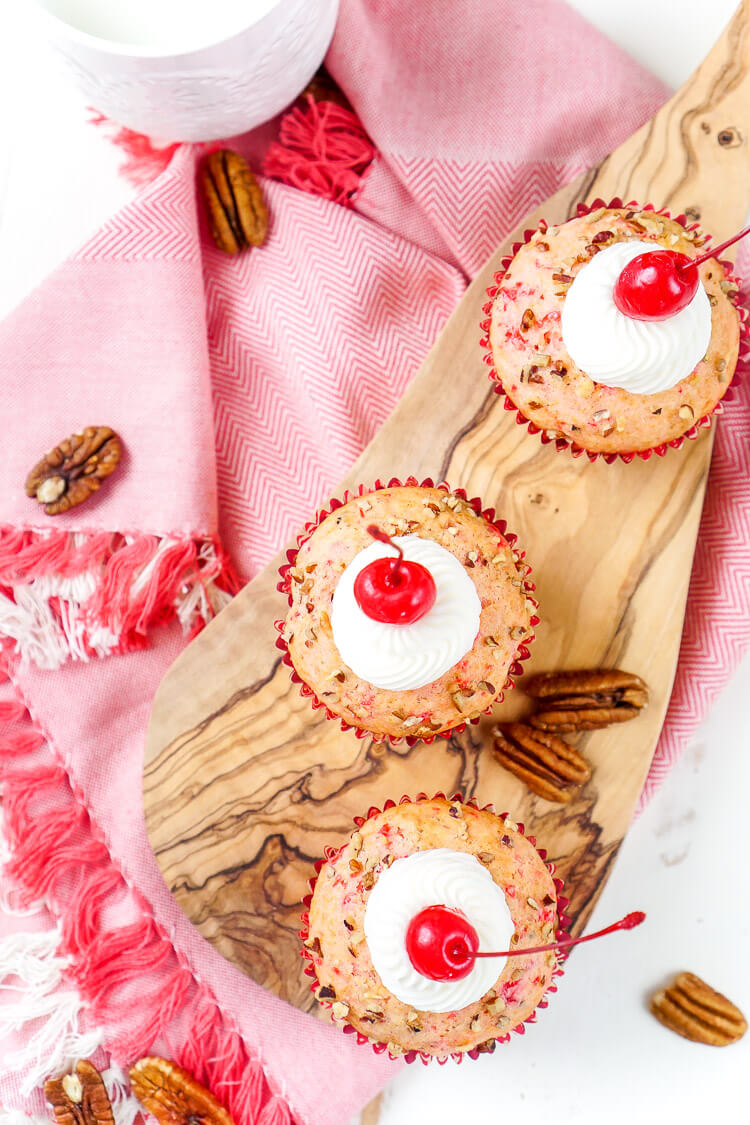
[2, 3, 749, 1124]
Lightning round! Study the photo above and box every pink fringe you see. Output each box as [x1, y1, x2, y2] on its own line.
[263, 96, 375, 206]
[0, 729, 45, 757]
[60, 865, 123, 958]
[177, 997, 288, 1125]
[0, 700, 28, 724]
[0, 529, 111, 580]
[0, 526, 240, 667]
[108, 967, 194, 1059]
[0, 657, 297, 1124]
[85, 536, 200, 636]
[88, 111, 181, 188]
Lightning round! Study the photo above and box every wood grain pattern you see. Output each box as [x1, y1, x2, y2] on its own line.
[143, 4, 750, 1020]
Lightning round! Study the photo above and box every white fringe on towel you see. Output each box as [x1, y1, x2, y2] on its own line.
[0, 928, 103, 1097]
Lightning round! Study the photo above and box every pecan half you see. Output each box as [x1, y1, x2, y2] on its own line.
[45, 1060, 114, 1125]
[129, 1057, 235, 1125]
[200, 150, 268, 255]
[494, 722, 591, 803]
[525, 668, 648, 732]
[650, 973, 747, 1046]
[26, 426, 122, 515]
[301, 67, 351, 109]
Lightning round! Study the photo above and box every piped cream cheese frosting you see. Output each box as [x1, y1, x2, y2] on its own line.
[330, 535, 481, 691]
[561, 239, 712, 395]
[363, 848, 514, 1012]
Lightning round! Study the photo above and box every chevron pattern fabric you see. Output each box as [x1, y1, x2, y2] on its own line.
[639, 265, 750, 807]
[386, 156, 589, 275]
[204, 176, 465, 573]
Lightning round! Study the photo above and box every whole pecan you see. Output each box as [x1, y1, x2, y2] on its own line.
[25, 426, 122, 515]
[200, 150, 268, 255]
[525, 668, 648, 732]
[494, 722, 591, 803]
[301, 67, 352, 108]
[45, 1060, 114, 1125]
[650, 972, 747, 1046]
[129, 1057, 235, 1125]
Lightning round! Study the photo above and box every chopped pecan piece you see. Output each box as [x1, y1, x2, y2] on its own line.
[494, 723, 590, 803]
[474, 1035, 499, 1053]
[200, 149, 268, 255]
[650, 973, 747, 1046]
[45, 1061, 114, 1125]
[129, 1057, 235, 1125]
[26, 426, 122, 515]
[525, 668, 648, 732]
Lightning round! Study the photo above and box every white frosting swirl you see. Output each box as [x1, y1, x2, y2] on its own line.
[363, 849, 514, 1012]
[330, 536, 481, 691]
[560, 239, 712, 394]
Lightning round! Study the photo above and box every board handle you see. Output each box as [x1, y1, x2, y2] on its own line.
[581, 1, 750, 244]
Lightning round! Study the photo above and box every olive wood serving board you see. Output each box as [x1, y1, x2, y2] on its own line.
[144, 4, 750, 1014]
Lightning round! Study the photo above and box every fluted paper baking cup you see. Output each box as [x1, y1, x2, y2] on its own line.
[479, 197, 749, 464]
[275, 477, 538, 744]
[299, 792, 569, 1064]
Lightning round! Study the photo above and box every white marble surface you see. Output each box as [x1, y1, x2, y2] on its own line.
[0, 1, 748, 1123]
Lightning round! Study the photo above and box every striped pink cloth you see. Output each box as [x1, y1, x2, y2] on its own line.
[1, 2, 748, 1123]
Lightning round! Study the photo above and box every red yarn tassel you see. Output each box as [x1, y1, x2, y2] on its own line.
[263, 95, 375, 206]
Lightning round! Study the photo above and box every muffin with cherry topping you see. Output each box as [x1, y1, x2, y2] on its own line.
[483, 203, 743, 458]
[277, 481, 537, 741]
[301, 795, 564, 1060]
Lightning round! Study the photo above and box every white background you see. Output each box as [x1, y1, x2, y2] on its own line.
[1, 2, 748, 1124]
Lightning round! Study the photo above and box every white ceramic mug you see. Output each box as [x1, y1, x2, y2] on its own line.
[30, 0, 340, 142]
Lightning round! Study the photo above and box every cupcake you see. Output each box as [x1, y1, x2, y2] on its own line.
[276, 479, 537, 742]
[482, 201, 744, 459]
[301, 794, 565, 1060]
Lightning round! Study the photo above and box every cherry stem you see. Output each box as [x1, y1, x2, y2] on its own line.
[469, 910, 646, 960]
[676, 224, 750, 273]
[366, 524, 403, 582]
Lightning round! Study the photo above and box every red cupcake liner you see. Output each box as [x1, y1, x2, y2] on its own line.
[275, 477, 539, 745]
[299, 792, 569, 1064]
[479, 197, 750, 464]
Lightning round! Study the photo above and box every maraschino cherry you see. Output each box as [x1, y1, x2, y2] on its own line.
[405, 903, 646, 982]
[354, 525, 436, 625]
[613, 224, 749, 322]
[405, 906, 479, 981]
